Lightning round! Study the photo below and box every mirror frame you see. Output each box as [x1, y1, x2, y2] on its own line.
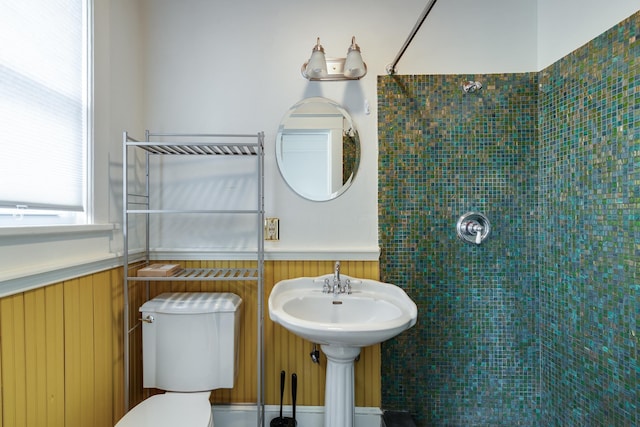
[275, 97, 361, 202]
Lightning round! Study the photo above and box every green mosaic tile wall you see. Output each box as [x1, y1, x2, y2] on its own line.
[377, 11, 638, 427]
[378, 73, 540, 426]
[538, 12, 639, 426]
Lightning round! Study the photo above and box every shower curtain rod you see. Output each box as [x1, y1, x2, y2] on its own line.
[386, 0, 439, 75]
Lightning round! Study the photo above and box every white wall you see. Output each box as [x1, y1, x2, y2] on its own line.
[537, 0, 639, 69]
[94, 0, 146, 226]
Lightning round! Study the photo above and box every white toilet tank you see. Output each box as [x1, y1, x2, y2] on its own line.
[139, 292, 242, 392]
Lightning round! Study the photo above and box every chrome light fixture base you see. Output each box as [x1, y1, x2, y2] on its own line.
[301, 36, 367, 81]
[301, 58, 367, 81]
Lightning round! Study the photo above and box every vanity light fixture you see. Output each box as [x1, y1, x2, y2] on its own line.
[302, 36, 367, 81]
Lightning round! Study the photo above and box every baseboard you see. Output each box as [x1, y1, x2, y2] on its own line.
[212, 404, 382, 427]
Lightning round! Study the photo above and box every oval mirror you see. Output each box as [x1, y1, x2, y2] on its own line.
[276, 97, 361, 201]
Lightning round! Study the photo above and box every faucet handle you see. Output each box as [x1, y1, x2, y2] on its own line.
[344, 279, 352, 295]
[323, 278, 330, 293]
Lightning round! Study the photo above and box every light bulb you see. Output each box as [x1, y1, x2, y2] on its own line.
[343, 37, 365, 78]
[305, 38, 328, 78]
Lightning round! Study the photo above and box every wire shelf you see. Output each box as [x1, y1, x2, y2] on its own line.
[135, 142, 260, 156]
[127, 267, 260, 281]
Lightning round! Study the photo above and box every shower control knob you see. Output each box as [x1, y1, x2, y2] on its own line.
[462, 220, 483, 234]
[456, 212, 491, 245]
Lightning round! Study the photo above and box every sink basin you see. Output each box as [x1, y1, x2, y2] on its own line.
[269, 273, 418, 427]
[268, 274, 418, 347]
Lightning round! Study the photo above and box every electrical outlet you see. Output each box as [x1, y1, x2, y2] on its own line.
[265, 217, 279, 241]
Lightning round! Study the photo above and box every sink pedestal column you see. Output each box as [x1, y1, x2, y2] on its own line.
[321, 345, 361, 427]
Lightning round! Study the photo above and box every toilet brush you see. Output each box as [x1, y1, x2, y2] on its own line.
[270, 370, 287, 427]
[284, 373, 297, 426]
[292, 373, 297, 425]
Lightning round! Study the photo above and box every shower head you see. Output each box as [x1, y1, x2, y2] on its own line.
[463, 81, 482, 93]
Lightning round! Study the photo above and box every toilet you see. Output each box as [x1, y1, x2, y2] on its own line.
[116, 292, 242, 427]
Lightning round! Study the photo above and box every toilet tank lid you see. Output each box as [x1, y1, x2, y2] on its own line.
[140, 292, 242, 314]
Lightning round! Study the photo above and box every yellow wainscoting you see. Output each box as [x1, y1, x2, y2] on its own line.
[129, 260, 381, 409]
[0, 259, 380, 427]
[0, 268, 124, 427]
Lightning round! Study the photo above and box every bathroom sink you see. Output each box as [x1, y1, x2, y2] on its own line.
[270, 271, 418, 427]
[268, 274, 417, 347]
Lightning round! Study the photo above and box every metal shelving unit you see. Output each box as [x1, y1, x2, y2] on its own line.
[122, 130, 265, 427]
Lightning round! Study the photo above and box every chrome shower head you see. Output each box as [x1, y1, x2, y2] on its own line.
[463, 81, 483, 93]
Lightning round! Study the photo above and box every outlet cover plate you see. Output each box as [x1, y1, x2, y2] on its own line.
[265, 218, 279, 241]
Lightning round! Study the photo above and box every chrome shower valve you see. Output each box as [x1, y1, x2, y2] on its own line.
[457, 212, 491, 245]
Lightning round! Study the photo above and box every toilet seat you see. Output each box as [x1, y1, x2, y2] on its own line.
[115, 392, 213, 427]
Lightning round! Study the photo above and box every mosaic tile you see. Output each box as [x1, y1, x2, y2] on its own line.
[378, 72, 540, 427]
[537, 10, 639, 427]
[377, 11, 638, 427]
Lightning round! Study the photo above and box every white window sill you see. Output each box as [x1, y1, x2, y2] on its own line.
[0, 223, 117, 237]
[0, 223, 120, 298]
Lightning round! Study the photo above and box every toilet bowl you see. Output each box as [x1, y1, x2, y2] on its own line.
[115, 392, 213, 427]
[115, 292, 241, 427]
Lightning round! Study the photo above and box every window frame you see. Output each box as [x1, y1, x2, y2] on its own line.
[0, 0, 93, 228]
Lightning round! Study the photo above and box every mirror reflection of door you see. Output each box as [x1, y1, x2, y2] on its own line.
[280, 131, 333, 199]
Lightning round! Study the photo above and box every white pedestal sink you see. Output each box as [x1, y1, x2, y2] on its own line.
[268, 273, 418, 427]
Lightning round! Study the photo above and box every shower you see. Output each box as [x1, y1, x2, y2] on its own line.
[463, 80, 483, 93]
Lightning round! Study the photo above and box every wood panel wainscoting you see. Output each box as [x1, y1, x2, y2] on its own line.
[0, 259, 380, 426]
[0, 268, 125, 427]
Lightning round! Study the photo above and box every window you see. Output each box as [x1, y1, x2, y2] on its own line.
[0, 0, 91, 226]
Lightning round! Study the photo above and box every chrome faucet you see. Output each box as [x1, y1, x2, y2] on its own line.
[333, 261, 341, 295]
[321, 261, 352, 295]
